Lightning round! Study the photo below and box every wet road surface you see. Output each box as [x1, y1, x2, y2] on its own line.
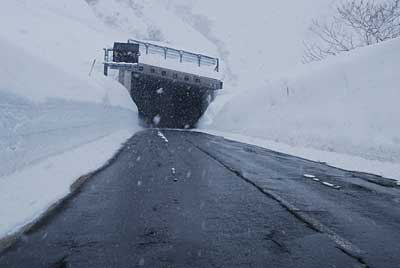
[1, 129, 400, 267]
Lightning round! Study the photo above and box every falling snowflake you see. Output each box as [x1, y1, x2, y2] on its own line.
[153, 114, 161, 125]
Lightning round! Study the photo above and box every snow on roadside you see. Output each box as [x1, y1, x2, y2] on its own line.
[201, 130, 400, 182]
[0, 91, 137, 178]
[0, 129, 136, 239]
[0, 0, 142, 240]
[0, 0, 140, 179]
[200, 38, 400, 181]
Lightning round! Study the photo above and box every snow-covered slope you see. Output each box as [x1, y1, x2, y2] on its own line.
[160, 0, 339, 87]
[86, 0, 218, 55]
[0, 0, 132, 105]
[200, 37, 400, 180]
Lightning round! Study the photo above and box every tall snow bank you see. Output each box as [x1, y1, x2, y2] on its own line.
[0, 0, 139, 178]
[0, 0, 141, 238]
[201, 38, 400, 166]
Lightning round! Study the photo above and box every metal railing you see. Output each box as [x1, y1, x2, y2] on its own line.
[127, 39, 220, 72]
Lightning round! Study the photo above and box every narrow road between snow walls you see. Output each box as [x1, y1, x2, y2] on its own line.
[1, 129, 399, 268]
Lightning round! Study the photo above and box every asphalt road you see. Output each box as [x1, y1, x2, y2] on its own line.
[1, 129, 400, 268]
